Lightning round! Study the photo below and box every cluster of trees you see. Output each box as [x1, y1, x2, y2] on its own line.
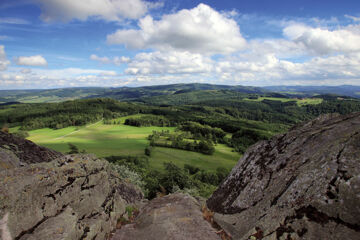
[229, 128, 271, 153]
[124, 115, 172, 127]
[105, 155, 230, 199]
[0, 99, 145, 130]
[148, 130, 215, 155]
[178, 121, 226, 143]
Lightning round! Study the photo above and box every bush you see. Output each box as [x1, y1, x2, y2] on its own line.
[184, 164, 200, 175]
[144, 145, 153, 156]
[161, 162, 191, 192]
[12, 130, 29, 139]
[67, 143, 79, 154]
[111, 164, 146, 193]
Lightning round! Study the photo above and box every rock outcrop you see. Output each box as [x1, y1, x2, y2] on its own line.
[112, 193, 220, 240]
[0, 131, 62, 169]
[207, 112, 360, 239]
[0, 133, 143, 240]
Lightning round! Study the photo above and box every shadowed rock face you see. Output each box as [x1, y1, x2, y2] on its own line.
[0, 131, 62, 169]
[207, 112, 360, 240]
[112, 193, 220, 240]
[0, 137, 143, 240]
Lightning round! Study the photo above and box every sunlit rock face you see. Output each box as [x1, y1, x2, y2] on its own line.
[207, 112, 360, 240]
[0, 132, 143, 240]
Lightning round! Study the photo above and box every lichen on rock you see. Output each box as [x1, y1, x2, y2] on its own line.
[0, 132, 143, 240]
[207, 112, 360, 240]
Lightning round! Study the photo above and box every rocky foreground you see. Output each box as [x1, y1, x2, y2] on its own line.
[0, 132, 143, 240]
[207, 112, 360, 239]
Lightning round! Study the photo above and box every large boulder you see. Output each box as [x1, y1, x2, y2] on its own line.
[207, 112, 360, 239]
[112, 193, 221, 240]
[0, 134, 143, 240]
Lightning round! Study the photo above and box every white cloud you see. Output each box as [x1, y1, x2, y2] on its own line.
[20, 68, 32, 74]
[107, 3, 246, 54]
[32, 67, 115, 78]
[0, 45, 11, 71]
[0, 17, 30, 25]
[283, 23, 360, 55]
[15, 55, 48, 67]
[90, 54, 111, 64]
[99, 71, 117, 76]
[125, 51, 213, 75]
[345, 15, 360, 22]
[0, 67, 122, 89]
[34, 0, 161, 22]
[90, 54, 130, 65]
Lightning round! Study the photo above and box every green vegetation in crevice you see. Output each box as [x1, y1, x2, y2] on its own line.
[107, 155, 228, 199]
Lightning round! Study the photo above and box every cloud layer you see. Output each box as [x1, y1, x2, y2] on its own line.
[0, 45, 10, 71]
[90, 54, 130, 65]
[34, 0, 161, 22]
[107, 4, 246, 54]
[1, 3, 360, 89]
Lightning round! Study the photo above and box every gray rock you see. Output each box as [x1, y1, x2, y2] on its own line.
[0, 154, 143, 240]
[112, 193, 221, 240]
[207, 112, 360, 239]
[0, 131, 62, 169]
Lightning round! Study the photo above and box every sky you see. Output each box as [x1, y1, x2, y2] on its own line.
[0, 0, 360, 89]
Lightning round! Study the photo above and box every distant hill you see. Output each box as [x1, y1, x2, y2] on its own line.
[263, 85, 360, 98]
[0, 84, 266, 103]
[0, 84, 359, 103]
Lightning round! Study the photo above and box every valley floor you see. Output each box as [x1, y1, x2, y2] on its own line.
[23, 115, 240, 172]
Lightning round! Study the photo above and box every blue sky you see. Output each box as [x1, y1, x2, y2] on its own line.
[0, 0, 359, 89]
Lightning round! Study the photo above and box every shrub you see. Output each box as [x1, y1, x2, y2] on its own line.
[144, 145, 153, 156]
[111, 164, 146, 193]
[67, 143, 79, 154]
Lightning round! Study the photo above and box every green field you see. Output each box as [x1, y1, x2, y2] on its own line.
[25, 115, 240, 172]
[244, 97, 323, 106]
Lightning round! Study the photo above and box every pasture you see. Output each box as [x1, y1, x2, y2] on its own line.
[25, 115, 240, 172]
[244, 97, 323, 106]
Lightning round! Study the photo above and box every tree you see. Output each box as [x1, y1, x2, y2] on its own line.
[67, 143, 79, 154]
[145, 146, 153, 156]
[161, 162, 190, 192]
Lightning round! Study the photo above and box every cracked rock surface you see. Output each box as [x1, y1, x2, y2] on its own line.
[207, 112, 360, 240]
[112, 193, 220, 240]
[0, 134, 143, 240]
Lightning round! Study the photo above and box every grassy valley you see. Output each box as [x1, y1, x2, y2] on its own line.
[22, 115, 239, 172]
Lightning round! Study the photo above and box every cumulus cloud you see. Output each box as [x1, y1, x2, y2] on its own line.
[283, 23, 360, 55]
[15, 55, 48, 67]
[107, 3, 246, 54]
[125, 51, 213, 75]
[34, 0, 162, 22]
[0, 45, 11, 71]
[90, 54, 130, 65]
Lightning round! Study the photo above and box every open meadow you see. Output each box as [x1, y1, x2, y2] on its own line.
[244, 97, 323, 106]
[25, 115, 240, 172]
